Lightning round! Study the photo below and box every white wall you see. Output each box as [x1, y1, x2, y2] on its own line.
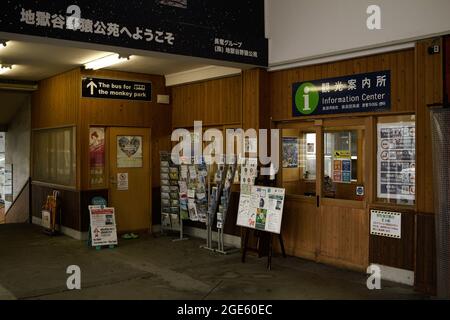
[5, 98, 31, 201]
[267, 0, 450, 66]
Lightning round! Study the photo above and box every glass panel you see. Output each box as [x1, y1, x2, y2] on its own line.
[323, 128, 364, 201]
[377, 115, 416, 206]
[282, 128, 317, 197]
[33, 127, 76, 187]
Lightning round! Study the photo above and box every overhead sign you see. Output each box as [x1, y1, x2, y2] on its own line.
[293, 71, 391, 117]
[82, 77, 152, 101]
[370, 210, 402, 239]
[89, 206, 118, 247]
[237, 186, 286, 235]
[0, 1, 268, 66]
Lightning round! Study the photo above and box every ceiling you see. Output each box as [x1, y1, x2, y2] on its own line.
[0, 40, 208, 81]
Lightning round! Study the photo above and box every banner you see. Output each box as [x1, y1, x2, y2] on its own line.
[0, 0, 268, 66]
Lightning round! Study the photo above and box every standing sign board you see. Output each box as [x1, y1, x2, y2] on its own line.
[377, 122, 416, 201]
[293, 71, 391, 117]
[0, 1, 268, 66]
[237, 186, 286, 235]
[89, 206, 118, 247]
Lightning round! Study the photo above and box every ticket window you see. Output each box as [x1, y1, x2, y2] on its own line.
[281, 128, 317, 197]
[323, 128, 365, 201]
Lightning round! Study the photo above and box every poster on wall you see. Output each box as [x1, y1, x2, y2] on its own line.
[117, 136, 143, 168]
[333, 150, 352, 183]
[282, 137, 299, 168]
[237, 186, 286, 235]
[370, 210, 402, 239]
[89, 127, 105, 186]
[89, 206, 118, 247]
[377, 122, 416, 201]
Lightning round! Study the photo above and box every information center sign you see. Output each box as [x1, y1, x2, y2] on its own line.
[293, 71, 391, 117]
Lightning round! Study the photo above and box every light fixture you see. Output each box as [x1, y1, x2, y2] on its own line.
[84, 54, 131, 70]
[0, 64, 14, 75]
[0, 40, 9, 49]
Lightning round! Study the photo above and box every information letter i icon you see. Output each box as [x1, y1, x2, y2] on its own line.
[303, 86, 311, 111]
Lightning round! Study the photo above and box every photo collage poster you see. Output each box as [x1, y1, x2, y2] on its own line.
[282, 137, 299, 168]
[237, 186, 286, 235]
[117, 136, 143, 168]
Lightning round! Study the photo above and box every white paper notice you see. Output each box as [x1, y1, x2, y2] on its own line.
[117, 173, 129, 191]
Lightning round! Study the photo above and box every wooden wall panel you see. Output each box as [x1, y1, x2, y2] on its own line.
[31, 68, 80, 129]
[269, 50, 416, 121]
[415, 213, 437, 295]
[280, 199, 318, 260]
[172, 76, 242, 128]
[369, 209, 415, 271]
[318, 204, 369, 271]
[242, 69, 270, 131]
[80, 69, 171, 190]
[416, 38, 443, 214]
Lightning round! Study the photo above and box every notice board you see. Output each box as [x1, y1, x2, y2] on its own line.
[237, 186, 286, 235]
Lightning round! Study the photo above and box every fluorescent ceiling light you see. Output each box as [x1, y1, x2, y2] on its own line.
[0, 65, 14, 75]
[84, 54, 130, 70]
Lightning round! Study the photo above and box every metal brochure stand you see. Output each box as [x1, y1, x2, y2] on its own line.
[174, 155, 190, 242]
[201, 160, 224, 252]
[216, 157, 239, 255]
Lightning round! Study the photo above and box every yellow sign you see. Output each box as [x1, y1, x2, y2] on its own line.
[333, 150, 351, 159]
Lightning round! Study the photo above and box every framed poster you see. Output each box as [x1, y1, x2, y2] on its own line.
[236, 186, 286, 235]
[117, 136, 143, 168]
[89, 127, 105, 186]
[282, 137, 299, 168]
[377, 122, 416, 201]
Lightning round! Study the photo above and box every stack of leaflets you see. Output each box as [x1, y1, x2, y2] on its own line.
[160, 152, 180, 231]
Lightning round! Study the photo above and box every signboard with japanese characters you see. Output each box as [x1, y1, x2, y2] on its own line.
[333, 150, 352, 183]
[0, 1, 268, 66]
[89, 206, 118, 247]
[292, 71, 391, 117]
[377, 122, 416, 201]
[370, 210, 402, 239]
[82, 77, 152, 101]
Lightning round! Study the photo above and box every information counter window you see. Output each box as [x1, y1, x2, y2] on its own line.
[376, 115, 416, 206]
[323, 129, 364, 201]
[281, 128, 317, 197]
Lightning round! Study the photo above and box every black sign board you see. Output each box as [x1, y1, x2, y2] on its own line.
[0, 0, 268, 67]
[82, 77, 152, 101]
[292, 71, 391, 117]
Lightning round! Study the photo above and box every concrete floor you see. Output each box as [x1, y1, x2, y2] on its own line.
[0, 224, 428, 300]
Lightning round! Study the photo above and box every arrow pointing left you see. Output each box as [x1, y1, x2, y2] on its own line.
[87, 80, 98, 95]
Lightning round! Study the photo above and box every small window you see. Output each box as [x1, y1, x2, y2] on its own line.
[281, 128, 317, 197]
[323, 129, 365, 201]
[33, 126, 76, 187]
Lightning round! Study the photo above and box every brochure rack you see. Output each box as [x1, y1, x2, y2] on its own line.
[160, 152, 187, 241]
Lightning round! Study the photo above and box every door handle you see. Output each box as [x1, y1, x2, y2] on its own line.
[316, 195, 320, 208]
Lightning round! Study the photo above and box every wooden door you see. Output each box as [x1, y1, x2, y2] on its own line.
[108, 127, 152, 234]
[316, 118, 371, 271]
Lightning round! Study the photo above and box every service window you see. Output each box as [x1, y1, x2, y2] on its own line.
[281, 128, 317, 197]
[323, 128, 365, 201]
[376, 115, 416, 206]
